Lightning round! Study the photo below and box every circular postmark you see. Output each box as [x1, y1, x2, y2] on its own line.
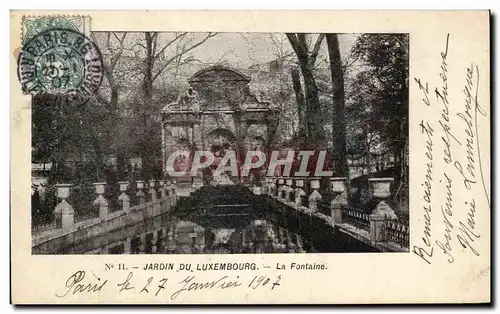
[17, 28, 103, 105]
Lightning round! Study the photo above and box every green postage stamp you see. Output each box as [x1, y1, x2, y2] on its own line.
[21, 15, 92, 43]
[17, 15, 102, 103]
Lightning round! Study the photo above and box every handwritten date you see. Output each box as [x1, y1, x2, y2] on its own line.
[57, 270, 282, 300]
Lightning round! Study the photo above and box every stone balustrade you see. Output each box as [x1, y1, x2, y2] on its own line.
[262, 176, 408, 250]
[35, 173, 407, 254]
[34, 179, 179, 238]
[33, 178, 179, 254]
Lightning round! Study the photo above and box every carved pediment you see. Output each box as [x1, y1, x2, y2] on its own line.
[162, 66, 281, 115]
[189, 66, 250, 84]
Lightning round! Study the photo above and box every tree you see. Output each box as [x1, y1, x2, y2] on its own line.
[326, 34, 349, 177]
[90, 32, 135, 180]
[348, 34, 409, 201]
[92, 32, 128, 111]
[285, 33, 326, 147]
[135, 32, 217, 179]
[31, 32, 130, 182]
[31, 92, 113, 183]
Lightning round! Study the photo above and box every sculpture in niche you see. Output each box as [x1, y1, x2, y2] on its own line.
[207, 137, 236, 186]
[172, 138, 192, 174]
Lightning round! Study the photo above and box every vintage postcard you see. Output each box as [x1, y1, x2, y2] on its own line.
[10, 10, 490, 304]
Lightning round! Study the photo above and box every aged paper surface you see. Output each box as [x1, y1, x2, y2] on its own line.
[10, 10, 490, 304]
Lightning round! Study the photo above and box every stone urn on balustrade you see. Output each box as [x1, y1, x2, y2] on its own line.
[368, 178, 397, 220]
[330, 177, 348, 194]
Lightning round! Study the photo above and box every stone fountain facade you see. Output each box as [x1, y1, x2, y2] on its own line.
[160, 65, 280, 183]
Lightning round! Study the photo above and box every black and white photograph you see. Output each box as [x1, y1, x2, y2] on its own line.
[29, 30, 409, 255]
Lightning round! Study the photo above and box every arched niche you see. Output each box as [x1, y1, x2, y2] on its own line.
[204, 128, 237, 152]
[245, 124, 268, 150]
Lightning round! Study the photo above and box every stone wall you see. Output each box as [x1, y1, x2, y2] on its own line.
[32, 196, 176, 254]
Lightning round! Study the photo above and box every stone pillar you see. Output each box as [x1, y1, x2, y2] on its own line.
[258, 168, 267, 188]
[329, 177, 348, 226]
[54, 184, 74, 230]
[162, 124, 166, 178]
[252, 185, 262, 195]
[123, 237, 132, 254]
[193, 226, 205, 253]
[138, 234, 147, 254]
[308, 178, 322, 213]
[285, 230, 295, 251]
[277, 177, 285, 198]
[118, 181, 130, 213]
[171, 180, 178, 202]
[136, 181, 146, 204]
[268, 177, 276, 196]
[262, 177, 269, 195]
[251, 173, 261, 195]
[192, 171, 204, 189]
[165, 220, 177, 253]
[165, 180, 172, 196]
[278, 227, 286, 244]
[284, 178, 294, 202]
[248, 172, 255, 187]
[167, 228, 174, 252]
[294, 178, 306, 206]
[369, 214, 387, 242]
[165, 180, 172, 207]
[151, 230, 159, 253]
[193, 122, 202, 150]
[159, 227, 167, 253]
[93, 182, 108, 221]
[160, 181, 167, 199]
[260, 177, 267, 195]
[148, 180, 157, 202]
[296, 235, 305, 253]
[368, 178, 396, 242]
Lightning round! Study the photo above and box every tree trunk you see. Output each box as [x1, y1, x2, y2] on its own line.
[299, 59, 323, 148]
[290, 67, 307, 139]
[286, 33, 325, 149]
[141, 32, 156, 180]
[144, 32, 155, 105]
[326, 34, 349, 177]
